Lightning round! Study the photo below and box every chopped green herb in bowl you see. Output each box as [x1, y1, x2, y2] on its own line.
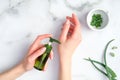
[87, 8, 109, 31]
[91, 14, 103, 28]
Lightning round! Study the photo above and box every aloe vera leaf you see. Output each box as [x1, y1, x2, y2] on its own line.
[104, 39, 115, 65]
[104, 39, 115, 79]
[87, 58, 107, 76]
[107, 66, 117, 79]
[84, 58, 104, 66]
[85, 58, 117, 78]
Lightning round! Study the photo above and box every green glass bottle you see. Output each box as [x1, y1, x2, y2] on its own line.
[34, 37, 60, 71]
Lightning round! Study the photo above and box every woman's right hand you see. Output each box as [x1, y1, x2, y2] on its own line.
[58, 13, 82, 60]
[58, 13, 82, 80]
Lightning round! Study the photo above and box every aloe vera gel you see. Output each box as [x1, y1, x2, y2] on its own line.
[34, 37, 60, 71]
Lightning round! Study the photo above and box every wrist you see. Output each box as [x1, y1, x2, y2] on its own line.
[17, 63, 26, 73]
[59, 54, 72, 80]
[10, 63, 26, 77]
[59, 54, 72, 63]
[59, 55, 72, 67]
[0, 63, 26, 80]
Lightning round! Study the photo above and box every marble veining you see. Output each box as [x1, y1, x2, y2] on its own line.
[64, 0, 103, 11]
[0, 0, 120, 80]
[0, 0, 25, 16]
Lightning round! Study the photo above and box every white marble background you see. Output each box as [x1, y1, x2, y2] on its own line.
[0, 0, 120, 80]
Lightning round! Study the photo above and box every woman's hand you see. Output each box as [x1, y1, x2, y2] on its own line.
[58, 13, 82, 80]
[58, 13, 82, 60]
[0, 34, 53, 80]
[21, 34, 53, 71]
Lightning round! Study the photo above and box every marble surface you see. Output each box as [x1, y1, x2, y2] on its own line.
[0, 0, 120, 80]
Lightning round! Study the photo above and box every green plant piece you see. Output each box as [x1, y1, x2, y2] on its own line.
[34, 37, 60, 71]
[90, 14, 103, 28]
[49, 37, 61, 44]
[86, 58, 107, 76]
[110, 52, 115, 57]
[85, 39, 117, 80]
[112, 46, 118, 50]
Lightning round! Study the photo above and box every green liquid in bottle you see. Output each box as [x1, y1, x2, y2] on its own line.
[34, 44, 52, 70]
[34, 37, 60, 71]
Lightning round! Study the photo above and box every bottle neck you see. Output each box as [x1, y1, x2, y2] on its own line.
[48, 42, 52, 46]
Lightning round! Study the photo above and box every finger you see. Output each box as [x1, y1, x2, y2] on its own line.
[29, 34, 52, 54]
[72, 14, 81, 38]
[32, 34, 52, 47]
[66, 16, 74, 24]
[62, 23, 74, 31]
[59, 19, 70, 42]
[49, 50, 53, 60]
[61, 26, 73, 31]
[61, 22, 74, 39]
[72, 13, 80, 26]
[28, 44, 44, 56]
[28, 47, 46, 62]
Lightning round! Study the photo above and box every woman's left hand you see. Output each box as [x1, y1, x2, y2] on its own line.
[0, 34, 53, 80]
[21, 34, 53, 71]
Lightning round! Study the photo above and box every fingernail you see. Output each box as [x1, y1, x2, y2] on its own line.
[51, 55, 53, 60]
[41, 47, 46, 52]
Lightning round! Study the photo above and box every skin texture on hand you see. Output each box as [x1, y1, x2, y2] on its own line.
[0, 34, 53, 80]
[58, 13, 82, 80]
